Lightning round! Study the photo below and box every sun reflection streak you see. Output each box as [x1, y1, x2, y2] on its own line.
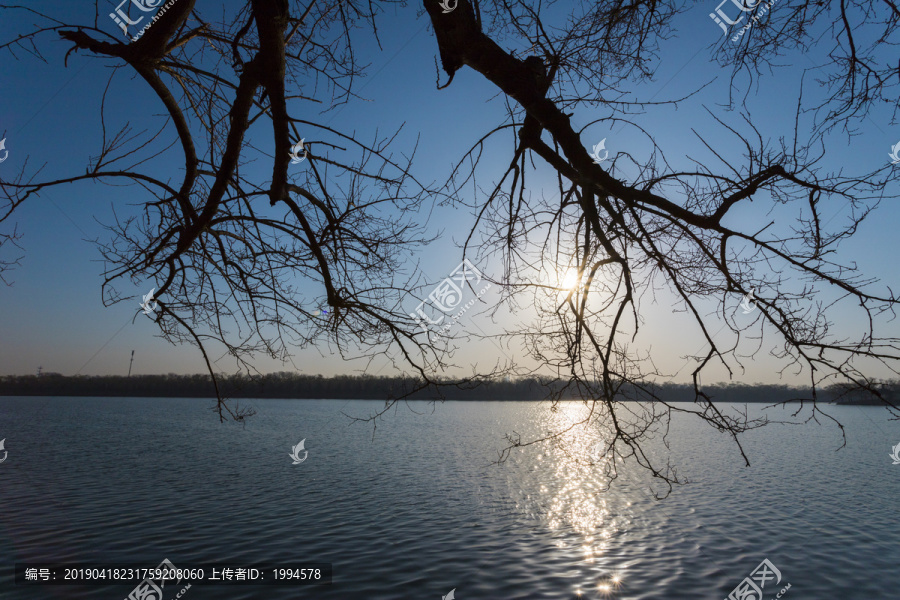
[535, 402, 634, 597]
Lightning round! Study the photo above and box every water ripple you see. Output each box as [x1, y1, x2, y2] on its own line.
[0, 398, 898, 599]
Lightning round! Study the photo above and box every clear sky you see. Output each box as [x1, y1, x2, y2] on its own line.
[0, 1, 898, 385]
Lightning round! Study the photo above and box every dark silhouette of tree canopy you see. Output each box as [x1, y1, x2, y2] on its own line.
[2, 0, 899, 495]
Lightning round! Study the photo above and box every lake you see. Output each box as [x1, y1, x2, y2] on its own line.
[0, 397, 898, 599]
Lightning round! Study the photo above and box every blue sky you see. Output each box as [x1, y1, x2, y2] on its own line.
[0, 1, 898, 384]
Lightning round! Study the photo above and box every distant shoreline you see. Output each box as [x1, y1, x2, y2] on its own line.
[0, 395, 882, 405]
[0, 373, 890, 405]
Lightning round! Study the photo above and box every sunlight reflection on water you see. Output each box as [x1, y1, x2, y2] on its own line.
[523, 401, 638, 597]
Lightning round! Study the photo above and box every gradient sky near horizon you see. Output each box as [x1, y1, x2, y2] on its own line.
[1, 1, 898, 384]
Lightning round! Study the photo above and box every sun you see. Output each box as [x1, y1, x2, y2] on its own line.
[559, 268, 581, 292]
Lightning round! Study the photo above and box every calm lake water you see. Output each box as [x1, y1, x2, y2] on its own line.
[0, 397, 898, 599]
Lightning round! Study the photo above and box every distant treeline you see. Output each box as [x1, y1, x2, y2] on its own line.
[0, 372, 894, 404]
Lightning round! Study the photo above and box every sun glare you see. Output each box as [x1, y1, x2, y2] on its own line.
[560, 268, 581, 291]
